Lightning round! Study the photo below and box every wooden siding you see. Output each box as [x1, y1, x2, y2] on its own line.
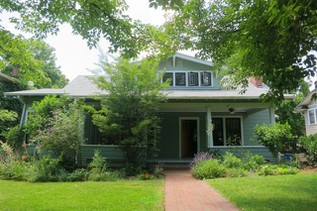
[243, 109, 271, 145]
[158, 57, 220, 89]
[158, 112, 207, 159]
[81, 145, 124, 166]
[304, 110, 317, 135]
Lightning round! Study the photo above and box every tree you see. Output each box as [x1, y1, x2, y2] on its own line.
[0, 30, 68, 88]
[1, 0, 157, 58]
[27, 95, 84, 170]
[159, 0, 317, 100]
[275, 80, 310, 137]
[87, 57, 168, 173]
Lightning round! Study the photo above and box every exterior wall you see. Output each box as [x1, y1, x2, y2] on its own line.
[243, 109, 272, 145]
[158, 108, 273, 160]
[303, 100, 317, 135]
[158, 57, 220, 89]
[158, 112, 207, 159]
[81, 145, 124, 166]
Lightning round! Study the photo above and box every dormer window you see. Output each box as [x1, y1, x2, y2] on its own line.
[163, 73, 173, 86]
[175, 73, 186, 86]
[162, 70, 213, 87]
[201, 72, 211, 86]
[188, 72, 199, 86]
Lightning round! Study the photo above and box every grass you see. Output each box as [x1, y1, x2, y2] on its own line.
[208, 173, 317, 211]
[0, 179, 164, 210]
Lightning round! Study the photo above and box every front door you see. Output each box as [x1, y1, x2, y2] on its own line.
[180, 119, 198, 158]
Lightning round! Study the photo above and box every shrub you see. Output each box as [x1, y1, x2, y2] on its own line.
[242, 152, 266, 171]
[225, 168, 247, 178]
[189, 151, 213, 168]
[28, 156, 63, 182]
[152, 163, 164, 178]
[4, 125, 23, 149]
[254, 123, 296, 157]
[222, 152, 243, 169]
[299, 134, 317, 165]
[258, 164, 299, 176]
[191, 159, 226, 179]
[67, 169, 87, 182]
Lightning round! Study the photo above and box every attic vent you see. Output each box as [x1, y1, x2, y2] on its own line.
[176, 59, 183, 66]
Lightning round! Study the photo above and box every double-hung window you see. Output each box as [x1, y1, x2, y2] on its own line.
[308, 109, 317, 125]
[212, 117, 242, 146]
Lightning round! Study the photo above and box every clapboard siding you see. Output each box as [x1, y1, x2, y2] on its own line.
[81, 145, 124, 166]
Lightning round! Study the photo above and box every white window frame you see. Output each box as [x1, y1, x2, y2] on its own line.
[211, 116, 244, 147]
[161, 70, 213, 87]
[308, 108, 317, 125]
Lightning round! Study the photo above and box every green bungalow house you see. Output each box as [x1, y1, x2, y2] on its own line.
[5, 53, 279, 165]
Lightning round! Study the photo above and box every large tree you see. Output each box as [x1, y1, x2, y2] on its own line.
[157, 0, 317, 100]
[0, 30, 68, 88]
[87, 58, 168, 173]
[0, 0, 157, 58]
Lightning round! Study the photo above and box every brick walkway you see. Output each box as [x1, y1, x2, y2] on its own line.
[165, 170, 239, 211]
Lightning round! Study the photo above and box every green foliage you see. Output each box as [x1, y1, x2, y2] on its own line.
[191, 159, 226, 179]
[254, 122, 296, 157]
[0, 141, 30, 181]
[87, 150, 124, 181]
[25, 95, 84, 170]
[299, 134, 317, 165]
[2, 0, 158, 58]
[222, 152, 243, 169]
[89, 57, 168, 170]
[88, 150, 107, 173]
[258, 164, 299, 176]
[0, 30, 67, 88]
[4, 125, 23, 149]
[275, 80, 309, 137]
[25, 95, 67, 137]
[242, 153, 266, 172]
[66, 169, 87, 182]
[0, 109, 18, 141]
[28, 156, 62, 182]
[162, 0, 317, 100]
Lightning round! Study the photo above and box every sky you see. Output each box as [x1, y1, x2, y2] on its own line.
[2, 0, 167, 81]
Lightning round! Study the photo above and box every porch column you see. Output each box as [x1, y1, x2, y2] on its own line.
[207, 107, 213, 148]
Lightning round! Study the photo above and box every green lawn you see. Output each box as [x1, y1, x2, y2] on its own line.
[0, 180, 164, 210]
[208, 173, 317, 211]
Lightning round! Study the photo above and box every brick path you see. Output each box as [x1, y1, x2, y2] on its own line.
[165, 170, 239, 211]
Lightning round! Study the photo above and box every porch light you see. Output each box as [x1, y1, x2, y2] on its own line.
[228, 108, 235, 114]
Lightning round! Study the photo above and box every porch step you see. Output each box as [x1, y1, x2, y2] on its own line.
[147, 159, 192, 170]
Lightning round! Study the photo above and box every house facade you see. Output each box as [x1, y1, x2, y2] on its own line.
[295, 89, 317, 135]
[5, 53, 279, 165]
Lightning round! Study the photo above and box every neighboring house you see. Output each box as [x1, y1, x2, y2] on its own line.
[295, 89, 317, 135]
[5, 53, 284, 165]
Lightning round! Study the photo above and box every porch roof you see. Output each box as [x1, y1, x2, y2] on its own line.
[5, 75, 293, 100]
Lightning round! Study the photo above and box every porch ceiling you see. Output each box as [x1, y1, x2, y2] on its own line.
[159, 102, 270, 113]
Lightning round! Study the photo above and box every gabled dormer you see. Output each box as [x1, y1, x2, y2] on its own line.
[158, 53, 219, 89]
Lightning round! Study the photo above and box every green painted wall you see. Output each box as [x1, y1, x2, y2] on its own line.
[81, 145, 124, 166]
[243, 109, 271, 145]
[158, 112, 207, 159]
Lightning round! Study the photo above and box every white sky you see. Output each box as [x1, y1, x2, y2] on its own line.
[1, 0, 166, 81]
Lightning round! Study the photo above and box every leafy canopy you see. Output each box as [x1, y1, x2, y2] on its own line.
[87, 57, 168, 166]
[161, 0, 317, 100]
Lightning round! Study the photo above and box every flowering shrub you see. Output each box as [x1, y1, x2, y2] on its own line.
[189, 151, 213, 168]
